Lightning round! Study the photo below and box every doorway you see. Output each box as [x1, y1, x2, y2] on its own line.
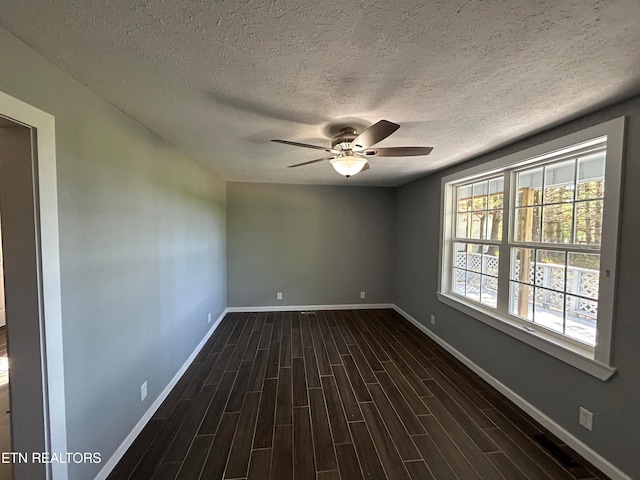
[0, 91, 66, 480]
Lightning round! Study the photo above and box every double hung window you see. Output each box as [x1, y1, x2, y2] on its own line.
[438, 118, 624, 379]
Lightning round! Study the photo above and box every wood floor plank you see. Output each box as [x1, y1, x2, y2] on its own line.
[425, 367, 496, 429]
[192, 317, 229, 363]
[247, 349, 268, 392]
[349, 421, 387, 480]
[240, 314, 256, 337]
[309, 388, 338, 471]
[329, 326, 349, 355]
[253, 312, 266, 333]
[337, 318, 356, 345]
[292, 357, 309, 407]
[291, 324, 303, 358]
[282, 311, 292, 336]
[412, 433, 461, 480]
[182, 363, 210, 400]
[150, 462, 181, 480]
[272, 315, 283, 342]
[224, 391, 261, 479]
[265, 340, 281, 379]
[163, 383, 218, 463]
[258, 323, 274, 350]
[342, 355, 372, 402]
[111, 310, 610, 480]
[175, 435, 212, 480]
[271, 425, 293, 480]
[303, 346, 321, 388]
[419, 414, 483, 480]
[404, 460, 436, 480]
[314, 337, 333, 376]
[129, 399, 193, 480]
[227, 319, 247, 345]
[423, 379, 498, 453]
[243, 330, 262, 362]
[386, 342, 432, 383]
[417, 404, 504, 479]
[199, 412, 239, 480]
[486, 451, 531, 480]
[226, 335, 250, 371]
[153, 365, 198, 419]
[204, 344, 235, 386]
[280, 334, 292, 368]
[198, 371, 237, 435]
[347, 344, 377, 383]
[107, 420, 164, 480]
[300, 317, 313, 347]
[276, 367, 293, 425]
[215, 313, 241, 339]
[293, 407, 316, 480]
[382, 361, 430, 414]
[225, 360, 252, 412]
[367, 384, 421, 461]
[332, 364, 363, 422]
[484, 408, 575, 480]
[321, 375, 352, 444]
[362, 319, 396, 356]
[481, 388, 544, 437]
[335, 443, 364, 480]
[485, 427, 554, 480]
[317, 471, 341, 480]
[309, 316, 332, 376]
[356, 332, 386, 370]
[253, 378, 277, 449]
[375, 371, 425, 435]
[429, 358, 493, 410]
[360, 402, 411, 480]
[246, 449, 272, 480]
[318, 312, 341, 364]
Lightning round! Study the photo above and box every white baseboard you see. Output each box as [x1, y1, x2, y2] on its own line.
[226, 303, 393, 312]
[392, 305, 632, 480]
[93, 308, 228, 480]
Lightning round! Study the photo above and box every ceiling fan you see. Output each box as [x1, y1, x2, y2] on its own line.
[271, 120, 433, 178]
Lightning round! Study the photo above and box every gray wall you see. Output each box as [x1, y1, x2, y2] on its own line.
[227, 182, 394, 307]
[0, 29, 227, 480]
[395, 94, 640, 478]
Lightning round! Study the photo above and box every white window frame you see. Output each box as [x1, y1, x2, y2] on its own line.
[438, 117, 625, 381]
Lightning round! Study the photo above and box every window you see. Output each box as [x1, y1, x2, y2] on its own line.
[438, 118, 625, 380]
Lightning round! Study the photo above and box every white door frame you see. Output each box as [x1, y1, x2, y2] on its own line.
[0, 90, 67, 480]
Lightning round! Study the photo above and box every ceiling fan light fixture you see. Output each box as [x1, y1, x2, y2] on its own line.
[330, 158, 367, 177]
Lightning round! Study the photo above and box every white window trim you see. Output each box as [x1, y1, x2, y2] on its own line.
[438, 117, 625, 381]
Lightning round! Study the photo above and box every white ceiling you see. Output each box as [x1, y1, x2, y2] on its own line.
[1, 0, 639, 187]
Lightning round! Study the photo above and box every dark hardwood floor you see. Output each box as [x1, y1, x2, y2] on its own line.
[107, 309, 609, 480]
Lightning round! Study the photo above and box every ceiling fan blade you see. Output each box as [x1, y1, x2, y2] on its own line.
[272, 139, 335, 153]
[363, 146, 433, 157]
[361, 162, 371, 172]
[351, 120, 400, 151]
[288, 156, 335, 168]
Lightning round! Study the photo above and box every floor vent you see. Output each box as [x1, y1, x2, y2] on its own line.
[534, 434, 579, 468]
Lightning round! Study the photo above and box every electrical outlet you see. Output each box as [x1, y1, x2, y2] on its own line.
[430, 314, 436, 325]
[579, 406, 593, 431]
[140, 381, 147, 402]
[277, 292, 283, 300]
[360, 291, 366, 299]
[208, 312, 212, 323]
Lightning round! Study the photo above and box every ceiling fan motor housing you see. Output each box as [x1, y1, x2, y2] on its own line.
[331, 127, 358, 152]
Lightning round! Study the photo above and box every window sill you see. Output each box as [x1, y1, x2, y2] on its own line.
[436, 292, 617, 381]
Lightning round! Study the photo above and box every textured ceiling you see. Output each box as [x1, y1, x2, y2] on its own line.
[1, 0, 639, 186]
